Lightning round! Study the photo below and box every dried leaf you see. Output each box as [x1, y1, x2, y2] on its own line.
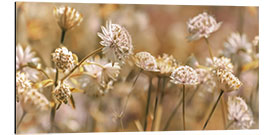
[242, 59, 259, 72]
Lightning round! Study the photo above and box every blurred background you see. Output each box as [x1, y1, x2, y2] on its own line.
[16, 2, 258, 133]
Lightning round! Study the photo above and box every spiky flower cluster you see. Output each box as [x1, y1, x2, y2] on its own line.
[53, 6, 83, 31]
[212, 56, 234, 72]
[134, 52, 159, 72]
[156, 53, 178, 76]
[227, 96, 254, 129]
[216, 69, 242, 92]
[170, 65, 199, 86]
[187, 12, 222, 41]
[53, 81, 72, 104]
[98, 20, 133, 63]
[16, 72, 32, 94]
[52, 46, 75, 72]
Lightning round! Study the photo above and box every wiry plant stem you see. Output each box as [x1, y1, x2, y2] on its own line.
[60, 30, 66, 44]
[202, 90, 224, 130]
[16, 111, 26, 131]
[182, 85, 186, 130]
[163, 88, 183, 131]
[204, 38, 214, 62]
[221, 95, 227, 129]
[144, 77, 152, 131]
[151, 77, 161, 131]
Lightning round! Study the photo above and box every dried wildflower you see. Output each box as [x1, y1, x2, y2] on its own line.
[53, 6, 83, 31]
[102, 63, 121, 82]
[53, 81, 72, 104]
[16, 44, 40, 81]
[134, 52, 159, 72]
[97, 20, 133, 63]
[16, 72, 32, 94]
[216, 69, 242, 92]
[170, 65, 199, 86]
[52, 46, 75, 72]
[209, 57, 234, 73]
[227, 96, 254, 129]
[20, 89, 50, 112]
[224, 32, 252, 56]
[156, 53, 178, 76]
[187, 12, 222, 41]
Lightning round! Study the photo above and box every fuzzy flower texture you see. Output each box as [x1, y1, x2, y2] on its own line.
[187, 12, 222, 41]
[52, 46, 75, 72]
[98, 20, 133, 64]
[170, 65, 199, 86]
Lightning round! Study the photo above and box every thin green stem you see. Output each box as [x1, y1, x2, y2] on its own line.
[202, 90, 224, 130]
[16, 111, 26, 130]
[50, 104, 56, 132]
[163, 88, 183, 131]
[60, 30, 66, 44]
[144, 77, 152, 131]
[54, 68, 59, 87]
[61, 47, 103, 82]
[151, 77, 161, 131]
[182, 85, 186, 130]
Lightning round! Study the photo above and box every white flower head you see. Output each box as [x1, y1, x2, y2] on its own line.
[187, 12, 222, 41]
[216, 69, 242, 92]
[102, 62, 121, 82]
[97, 20, 133, 64]
[16, 44, 40, 81]
[209, 57, 234, 73]
[52, 46, 75, 72]
[20, 89, 50, 112]
[227, 96, 254, 129]
[53, 6, 83, 31]
[134, 52, 159, 72]
[170, 65, 199, 86]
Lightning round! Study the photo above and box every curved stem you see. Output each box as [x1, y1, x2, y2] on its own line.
[19, 64, 50, 79]
[61, 47, 103, 82]
[16, 111, 26, 131]
[202, 90, 224, 130]
[144, 77, 152, 131]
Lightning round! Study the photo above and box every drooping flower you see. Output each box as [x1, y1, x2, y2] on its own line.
[170, 65, 199, 86]
[227, 96, 254, 129]
[187, 12, 222, 41]
[52, 46, 75, 72]
[156, 53, 178, 76]
[16, 44, 40, 81]
[134, 52, 159, 72]
[53, 6, 83, 31]
[53, 81, 72, 104]
[97, 20, 133, 64]
[216, 69, 242, 92]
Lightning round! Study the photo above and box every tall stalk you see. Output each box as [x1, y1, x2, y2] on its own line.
[144, 77, 152, 131]
[182, 85, 186, 130]
[151, 77, 161, 131]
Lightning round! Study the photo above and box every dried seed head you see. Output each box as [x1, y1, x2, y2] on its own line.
[53, 6, 83, 31]
[134, 52, 159, 72]
[227, 96, 254, 129]
[52, 46, 75, 72]
[53, 81, 72, 104]
[20, 89, 50, 112]
[97, 20, 133, 64]
[187, 12, 222, 41]
[156, 53, 178, 76]
[216, 69, 242, 92]
[170, 65, 199, 86]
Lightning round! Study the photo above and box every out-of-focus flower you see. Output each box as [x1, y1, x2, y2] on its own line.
[216, 69, 242, 92]
[187, 12, 222, 41]
[16, 72, 32, 102]
[170, 65, 199, 86]
[53, 81, 72, 104]
[20, 89, 50, 112]
[52, 46, 75, 72]
[53, 6, 83, 31]
[227, 96, 254, 129]
[97, 20, 133, 64]
[102, 63, 121, 82]
[156, 53, 178, 76]
[16, 44, 40, 81]
[134, 52, 159, 72]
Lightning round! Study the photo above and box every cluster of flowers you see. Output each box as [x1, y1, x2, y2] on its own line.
[16, 7, 257, 131]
